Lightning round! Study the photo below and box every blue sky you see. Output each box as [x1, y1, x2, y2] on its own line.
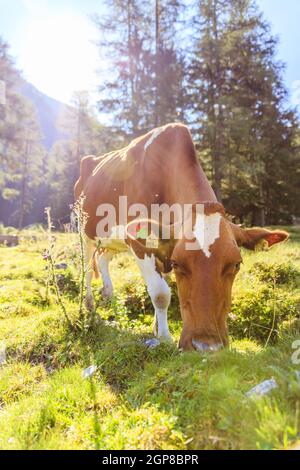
[0, 0, 300, 107]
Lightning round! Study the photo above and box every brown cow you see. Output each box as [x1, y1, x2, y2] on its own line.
[74, 123, 288, 351]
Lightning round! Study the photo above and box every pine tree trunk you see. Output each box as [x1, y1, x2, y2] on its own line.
[127, 0, 133, 128]
[154, 0, 160, 128]
[211, 0, 223, 202]
[259, 183, 265, 226]
[76, 106, 81, 165]
[18, 139, 29, 229]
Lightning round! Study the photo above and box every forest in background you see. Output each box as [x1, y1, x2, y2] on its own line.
[1, 0, 300, 229]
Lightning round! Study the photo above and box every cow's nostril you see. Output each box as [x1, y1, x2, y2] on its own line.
[192, 339, 223, 352]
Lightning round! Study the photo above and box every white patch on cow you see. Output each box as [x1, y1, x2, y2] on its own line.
[84, 236, 96, 310]
[133, 253, 171, 340]
[193, 212, 221, 257]
[144, 123, 178, 151]
[144, 127, 165, 151]
[98, 251, 113, 298]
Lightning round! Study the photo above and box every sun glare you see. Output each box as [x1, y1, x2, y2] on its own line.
[21, 12, 99, 103]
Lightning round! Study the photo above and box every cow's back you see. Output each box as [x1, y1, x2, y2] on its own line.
[77, 123, 214, 239]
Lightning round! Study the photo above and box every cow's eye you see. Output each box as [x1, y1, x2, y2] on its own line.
[235, 262, 241, 271]
[170, 260, 187, 275]
[171, 260, 180, 270]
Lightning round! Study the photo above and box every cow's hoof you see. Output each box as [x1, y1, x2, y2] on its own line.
[158, 333, 173, 343]
[144, 338, 161, 349]
[100, 286, 113, 300]
[85, 295, 95, 311]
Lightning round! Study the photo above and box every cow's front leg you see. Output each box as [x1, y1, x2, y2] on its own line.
[98, 251, 114, 299]
[134, 254, 172, 341]
[84, 236, 95, 310]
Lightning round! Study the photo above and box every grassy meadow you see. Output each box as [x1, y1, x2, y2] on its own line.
[0, 225, 300, 450]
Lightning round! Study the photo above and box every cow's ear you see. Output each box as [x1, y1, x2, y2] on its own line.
[125, 218, 179, 272]
[230, 224, 289, 250]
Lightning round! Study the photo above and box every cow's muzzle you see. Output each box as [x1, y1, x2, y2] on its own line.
[179, 328, 226, 352]
[191, 339, 223, 352]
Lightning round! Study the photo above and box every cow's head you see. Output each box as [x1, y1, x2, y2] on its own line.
[126, 202, 288, 352]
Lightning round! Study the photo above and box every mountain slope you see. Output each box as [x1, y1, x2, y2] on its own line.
[19, 81, 68, 150]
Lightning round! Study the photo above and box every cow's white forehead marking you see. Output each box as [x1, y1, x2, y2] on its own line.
[193, 212, 221, 257]
[144, 127, 165, 150]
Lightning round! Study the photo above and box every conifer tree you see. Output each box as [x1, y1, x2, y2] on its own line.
[187, 0, 299, 223]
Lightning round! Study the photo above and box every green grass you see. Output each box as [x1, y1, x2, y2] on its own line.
[0, 227, 299, 449]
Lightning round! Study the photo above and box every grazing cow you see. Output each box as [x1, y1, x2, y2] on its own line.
[74, 123, 288, 351]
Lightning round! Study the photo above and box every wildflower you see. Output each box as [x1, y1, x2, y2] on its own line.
[42, 250, 50, 261]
